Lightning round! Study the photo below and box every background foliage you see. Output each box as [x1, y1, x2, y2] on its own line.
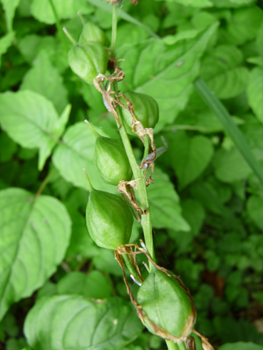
[0, 0, 263, 349]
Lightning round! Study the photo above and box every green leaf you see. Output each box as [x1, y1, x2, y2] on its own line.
[52, 122, 114, 192]
[30, 0, 93, 25]
[0, 91, 66, 170]
[166, 131, 214, 189]
[0, 132, 17, 163]
[117, 23, 218, 131]
[247, 67, 263, 124]
[218, 343, 263, 350]
[161, 0, 213, 7]
[0, 188, 71, 320]
[18, 34, 56, 63]
[147, 167, 190, 231]
[219, 7, 263, 45]
[0, 0, 20, 31]
[200, 45, 249, 99]
[213, 147, 252, 183]
[247, 195, 263, 230]
[24, 296, 143, 350]
[211, 0, 256, 7]
[57, 271, 111, 299]
[0, 31, 15, 66]
[256, 22, 263, 58]
[20, 52, 68, 114]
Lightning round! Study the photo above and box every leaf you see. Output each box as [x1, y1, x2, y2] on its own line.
[30, 0, 93, 25]
[57, 271, 111, 299]
[219, 7, 263, 45]
[211, 0, 256, 7]
[247, 67, 263, 124]
[0, 0, 20, 31]
[200, 45, 249, 99]
[166, 131, 213, 189]
[147, 167, 190, 231]
[52, 122, 115, 192]
[0, 91, 67, 170]
[161, 0, 213, 7]
[0, 188, 71, 320]
[0, 31, 15, 66]
[218, 343, 263, 350]
[256, 22, 263, 58]
[18, 34, 57, 63]
[213, 148, 252, 183]
[117, 23, 218, 131]
[247, 195, 263, 230]
[24, 296, 143, 350]
[20, 52, 68, 114]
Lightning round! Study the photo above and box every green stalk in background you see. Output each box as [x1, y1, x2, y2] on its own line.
[48, 0, 68, 51]
[195, 78, 263, 187]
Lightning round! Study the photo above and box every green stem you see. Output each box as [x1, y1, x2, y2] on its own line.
[48, 0, 68, 51]
[110, 4, 155, 260]
[117, 108, 155, 260]
[83, 168, 93, 192]
[35, 169, 55, 198]
[195, 78, 263, 187]
[166, 341, 186, 350]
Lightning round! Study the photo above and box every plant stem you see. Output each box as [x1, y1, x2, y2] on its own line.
[110, 4, 155, 260]
[48, 0, 68, 51]
[195, 77, 263, 187]
[35, 169, 55, 197]
[123, 254, 142, 284]
[166, 341, 187, 350]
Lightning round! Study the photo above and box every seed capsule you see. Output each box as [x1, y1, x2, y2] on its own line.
[68, 42, 108, 84]
[137, 268, 196, 339]
[86, 189, 133, 249]
[121, 91, 159, 133]
[95, 137, 132, 185]
[79, 22, 107, 46]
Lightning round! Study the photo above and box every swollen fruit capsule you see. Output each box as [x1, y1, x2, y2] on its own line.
[95, 137, 132, 185]
[86, 188, 133, 250]
[79, 22, 107, 46]
[137, 268, 195, 339]
[68, 42, 108, 84]
[121, 91, 159, 133]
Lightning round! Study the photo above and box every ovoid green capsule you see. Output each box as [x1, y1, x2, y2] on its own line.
[68, 42, 108, 84]
[137, 268, 195, 339]
[86, 189, 133, 249]
[121, 91, 159, 134]
[95, 137, 132, 185]
[79, 22, 107, 46]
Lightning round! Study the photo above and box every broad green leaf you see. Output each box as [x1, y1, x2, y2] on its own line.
[256, 23, 263, 58]
[161, 0, 213, 7]
[117, 23, 218, 131]
[24, 296, 143, 350]
[201, 45, 249, 99]
[93, 249, 123, 276]
[247, 67, 263, 124]
[0, 132, 17, 163]
[211, 0, 256, 6]
[218, 343, 263, 350]
[0, 31, 15, 66]
[0, 0, 20, 31]
[30, 0, 93, 25]
[165, 131, 213, 189]
[0, 188, 71, 320]
[57, 271, 111, 299]
[0, 91, 66, 170]
[148, 167, 190, 231]
[219, 7, 263, 45]
[18, 34, 56, 63]
[20, 52, 68, 114]
[181, 199, 205, 236]
[52, 122, 115, 192]
[213, 148, 252, 183]
[247, 195, 263, 230]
